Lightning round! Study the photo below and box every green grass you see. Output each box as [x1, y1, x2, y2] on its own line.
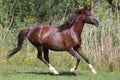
[0, 64, 120, 80]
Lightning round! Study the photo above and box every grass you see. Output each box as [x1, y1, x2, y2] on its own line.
[0, 64, 120, 80]
[0, 49, 119, 80]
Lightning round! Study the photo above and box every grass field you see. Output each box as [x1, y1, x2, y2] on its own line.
[0, 64, 120, 80]
[0, 48, 120, 80]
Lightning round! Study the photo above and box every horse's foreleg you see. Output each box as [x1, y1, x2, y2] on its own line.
[77, 48, 97, 74]
[67, 48, 80, 73]
[43, 48, 59, 75]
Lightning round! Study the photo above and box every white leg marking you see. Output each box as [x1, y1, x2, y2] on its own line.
[70, 66, 76, 73]
[49, 64, 59, 75]
[88, 64, 97, 74]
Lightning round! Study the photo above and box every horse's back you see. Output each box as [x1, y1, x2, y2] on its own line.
[28, 25, 67, 50]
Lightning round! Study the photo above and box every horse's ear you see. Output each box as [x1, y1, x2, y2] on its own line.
[75, 9, 82, 14]
[84, 5, 91, 11]
[88, 6, 91, 11]
[84, 5, 87, 10]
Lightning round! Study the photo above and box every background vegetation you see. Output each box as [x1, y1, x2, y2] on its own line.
[0, 0, 120, 77]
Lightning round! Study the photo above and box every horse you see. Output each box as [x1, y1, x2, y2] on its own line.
[7, 7, 99, 75]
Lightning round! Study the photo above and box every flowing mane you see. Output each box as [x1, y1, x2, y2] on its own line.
[58, 15, 77, 31]
[58, 8, 85, 31]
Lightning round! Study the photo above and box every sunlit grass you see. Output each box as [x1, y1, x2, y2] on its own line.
[0, 64, 120, 80]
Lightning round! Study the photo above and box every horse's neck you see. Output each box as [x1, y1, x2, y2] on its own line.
[71, 19, 84, 38]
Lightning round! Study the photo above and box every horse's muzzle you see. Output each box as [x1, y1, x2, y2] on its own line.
[92, 19, 99, 27]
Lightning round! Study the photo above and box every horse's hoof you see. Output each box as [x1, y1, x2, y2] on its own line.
[92, 69, 97, 75]
[49, 65, 59, 75]
[70, 68, 75, 73]
[53, 71, 59, 75]
[50, 70, 59, 75]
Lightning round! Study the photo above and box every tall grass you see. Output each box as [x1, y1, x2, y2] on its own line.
[82, 9, 120, 71]
[0, 8, 120, 72]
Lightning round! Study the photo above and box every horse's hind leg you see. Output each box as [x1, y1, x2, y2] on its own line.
[43, 47, 59, 74]
[43, 48, 49, 63]
[37, 46, 49, 66]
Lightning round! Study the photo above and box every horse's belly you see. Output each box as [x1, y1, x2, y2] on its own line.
[49, 47, 65, 51]
[43, 37, 65, 51]
[44, 41, 66, 51]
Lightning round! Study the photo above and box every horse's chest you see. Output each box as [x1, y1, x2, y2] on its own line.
[64, 35, 81, 48]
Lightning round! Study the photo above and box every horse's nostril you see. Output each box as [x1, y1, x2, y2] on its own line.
[95, 20, 99, 27]
[91, 19, 99, 27]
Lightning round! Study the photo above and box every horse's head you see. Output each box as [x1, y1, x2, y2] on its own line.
[75, 7, 99, 27]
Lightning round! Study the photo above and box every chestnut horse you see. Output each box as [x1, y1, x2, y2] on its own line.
[7, 7, 99, 74]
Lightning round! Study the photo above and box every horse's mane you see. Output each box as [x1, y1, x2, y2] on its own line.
[58, 15, 77, 31]
[58, 8, 86, 31]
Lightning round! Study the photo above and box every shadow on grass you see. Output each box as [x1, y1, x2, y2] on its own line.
[16, 71, 83, 76]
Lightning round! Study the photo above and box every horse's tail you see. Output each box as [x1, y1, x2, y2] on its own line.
[7, 28, 30, 59]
